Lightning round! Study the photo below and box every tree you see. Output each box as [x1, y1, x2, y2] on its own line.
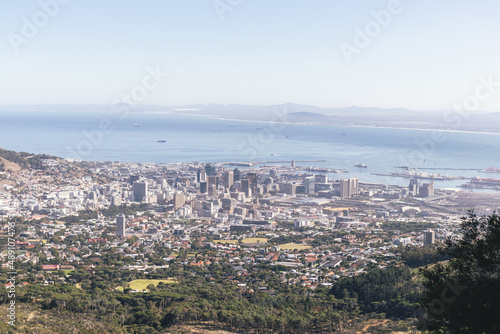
[420, 211, 500, 333]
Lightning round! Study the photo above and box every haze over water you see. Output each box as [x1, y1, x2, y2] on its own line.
[2, 111, 500, 191]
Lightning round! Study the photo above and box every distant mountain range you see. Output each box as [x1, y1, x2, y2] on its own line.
[1, 103, 500, 133]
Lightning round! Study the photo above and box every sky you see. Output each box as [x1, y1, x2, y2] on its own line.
[1, 0, 500, 111]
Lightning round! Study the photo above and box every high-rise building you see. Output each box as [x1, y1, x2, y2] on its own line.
[409, 178, 419, 196]
[280, 183, 297, 195]
[339, 177, 358, 198]
[129, 175, 140, 185]
[207, 175, 218, 192]
[205, 163, 216, 176]
[246, 172, 258, 194]
[303, 176, 315, 195]
[208, 184, 217, 197]
[223, 170, 234, 189]
[241, 179, 252, 197]
[174, 192, 185, 210]
[197, 168, 207, 182]
[158, 178, 168, 190]
[233, 168, 240, 181]
[419, 182, 434, 198]
[315, 174, 328, 183]
[423, 230, 435, 245]
[133, 181, 148, 202]
[111, 194, 121, 206]
[200, 182, 207, 193]
[116, 214, 126, 237]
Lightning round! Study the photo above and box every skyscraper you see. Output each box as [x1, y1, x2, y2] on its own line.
[208, 184, 217, 197]
[233, 168, 240, 181]
[174, 192, 185, 210]
[303, 176, 315, 195]
[419, 182, 434, 198]
[223, 170, 234, 189]
[205, 163, 216, 176]
[129, 175, 140, 185]
[423, 230, 435, 245]
[246, 172, 258, 194]
[133, 181, 148, 202]
[409, 178, 419, 196]
[116, 214, 126, 237]
[207, 175, 218, 192]
[339, 177, 358, 198]
[241, 179, 252, 197]
[111, 194, 121, 206]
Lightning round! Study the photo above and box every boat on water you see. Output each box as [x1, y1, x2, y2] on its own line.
[480, 167, 500, 173]
[341, 133, 347, 136]
[157, 140, 166, 143]
[133, 124, 141, 127]
[230, 124, 236, 127]
[213, 129, 218, 132]
[256, 126, 264, 130]
[354, 163, 367, 168]
[285, 134, 289, 138]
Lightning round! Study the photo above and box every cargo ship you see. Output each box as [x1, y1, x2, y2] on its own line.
[480, 167, 500, 174]
[460, 176, 500, 190]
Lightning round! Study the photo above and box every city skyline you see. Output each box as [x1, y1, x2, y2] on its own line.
[1, 0, 500, 111]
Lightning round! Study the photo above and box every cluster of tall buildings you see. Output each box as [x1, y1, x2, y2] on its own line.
[409, 178, 434, 198]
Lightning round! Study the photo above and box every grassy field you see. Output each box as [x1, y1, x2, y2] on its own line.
[214, 239, 239, 244]
[242, 237, 268, 244]
[116, 278, 178, 291]
[214, 238, 269, 244]
[278, 242, 312, 250]
[27, 239, 47, 244]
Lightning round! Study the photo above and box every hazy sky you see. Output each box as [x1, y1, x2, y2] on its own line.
[1, 0, 500, 111]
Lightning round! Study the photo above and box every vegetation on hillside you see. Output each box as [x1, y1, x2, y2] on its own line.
[420, 211, 500, 333]
[0, 148, 56, 171]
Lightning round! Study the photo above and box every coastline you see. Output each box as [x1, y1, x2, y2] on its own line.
[2, 107, 499, 136]
[168, 112, 500, 136]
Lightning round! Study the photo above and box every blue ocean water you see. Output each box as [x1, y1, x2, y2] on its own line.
[1, 110, 500, 190]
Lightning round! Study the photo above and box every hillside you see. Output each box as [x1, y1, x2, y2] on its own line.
[0, 148, 109, 183]
[0, 304, 126, 334]
[0, 148, 56, 172]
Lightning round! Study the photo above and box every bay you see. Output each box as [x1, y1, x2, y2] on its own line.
[1, 110, 500, 191]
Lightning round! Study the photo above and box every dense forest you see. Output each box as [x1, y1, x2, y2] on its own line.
[1, 264, 422, 333]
